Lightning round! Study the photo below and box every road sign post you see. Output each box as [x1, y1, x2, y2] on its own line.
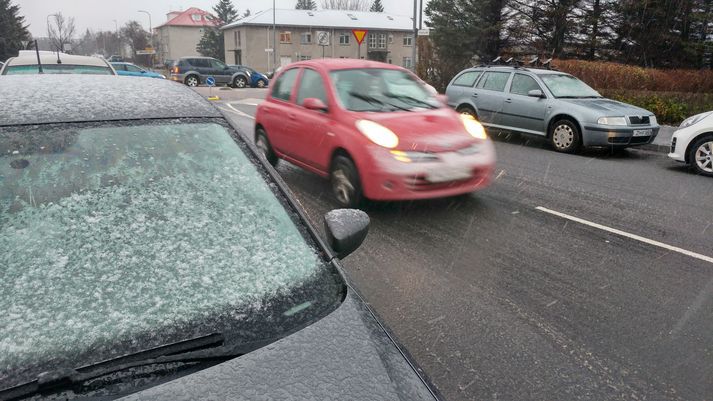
[352, 29, 367, 59]
[317, 31, 330, 58]
[206, 76, 219, 101]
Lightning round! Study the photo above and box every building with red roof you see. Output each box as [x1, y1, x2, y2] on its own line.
[156, 7, 220, 63]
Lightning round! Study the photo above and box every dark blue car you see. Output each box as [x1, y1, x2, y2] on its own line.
[230, 65, 269, 88]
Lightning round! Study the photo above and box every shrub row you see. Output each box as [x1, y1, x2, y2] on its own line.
[554, 59, 713, 93]
[600, 90, 713, 125]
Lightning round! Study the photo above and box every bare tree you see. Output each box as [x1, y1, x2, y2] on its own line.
[48, 12, 76, 52]
[320, 0, 371, 11]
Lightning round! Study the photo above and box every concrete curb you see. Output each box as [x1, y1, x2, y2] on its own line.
[637, 142, 671, 154]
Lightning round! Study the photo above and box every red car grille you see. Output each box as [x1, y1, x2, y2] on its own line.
[405, 168, 489, 191]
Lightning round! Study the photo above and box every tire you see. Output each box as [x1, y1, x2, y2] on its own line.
[256, 79, 267, 88]
[255, 128, 279, 167]
[184, 75, 199, 87]
[330, 155, 363, 208]
[456, 105, 478, 119]
[549, 119, 581, 153]
[688, 134, 713, 177]
[233, 76, 248, 88]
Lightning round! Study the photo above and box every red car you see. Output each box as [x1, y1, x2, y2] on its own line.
[254, 59, 496, 207]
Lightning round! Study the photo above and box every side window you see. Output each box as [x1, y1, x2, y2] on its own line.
[113, 64, 125, 71]
[510, 74, 542, 96]
[126, 64, 142, 72]
[210, 59, 227, 69]
[271, 68, 300, 102]
[296, 69, 328, 106]
[476, 71, 511, 92]
[452, 71, 481, 87]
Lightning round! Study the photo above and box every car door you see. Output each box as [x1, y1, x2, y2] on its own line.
[446, 70, 482, 109]
[190, 58, 210, 78]
[501, 73, 549, 135]
[472, 71, 512, 126]
[261, 67, 301, 157]
[112, 63, 127, 75]
[124, 64, 144, 77]
[289, 68, 334, 172]
[209, 59, 230, 84]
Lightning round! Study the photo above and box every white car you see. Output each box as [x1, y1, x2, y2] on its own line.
[668, 111, 713, 176]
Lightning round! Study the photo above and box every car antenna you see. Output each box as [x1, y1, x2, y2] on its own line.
[33, 40, 44, 74]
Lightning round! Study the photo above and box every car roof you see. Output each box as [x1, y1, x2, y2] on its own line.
[287, 58, 405, 71]
[0, 75, 222, 126]
[6, 53, 111, 68]
[463, 65, 566, 75]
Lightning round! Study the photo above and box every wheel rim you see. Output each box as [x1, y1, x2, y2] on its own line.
[186, 77, 198, 87]
[552, 124, 574, 149]
[256, 135, 270, 159]
[694, 141, 713, 173]
[257, 80, 265, 88]
[236, 78, 246, 88]
[332, 168, 354, 206]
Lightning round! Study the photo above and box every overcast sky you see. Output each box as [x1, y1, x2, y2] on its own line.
[16, 0, 425, 37]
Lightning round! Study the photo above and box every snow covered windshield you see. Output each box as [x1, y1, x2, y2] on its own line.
[0, 120, 344, 388]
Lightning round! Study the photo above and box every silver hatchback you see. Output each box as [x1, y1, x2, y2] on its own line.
[446, 66, 660, 153]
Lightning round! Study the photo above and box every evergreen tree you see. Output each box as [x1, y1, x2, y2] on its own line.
[296, 0, 317, 10]
[370, 0, 384, 12]
[197, 28, 224, 61]
[0, 0, 31, 60]
[213, 0, 238, 24]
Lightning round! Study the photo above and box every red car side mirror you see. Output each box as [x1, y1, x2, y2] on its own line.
[303, 98, 328, 112]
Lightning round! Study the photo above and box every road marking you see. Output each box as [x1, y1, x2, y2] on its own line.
[218, 103, 255, 120]
[535, 206, 713, 265]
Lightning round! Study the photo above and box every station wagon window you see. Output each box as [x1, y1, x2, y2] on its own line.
[297, 69, 328, 106]
[476, 71, 510, 92]
[510, 74, 542, 96]
[272, 68, 299, 101]
[452, 71, 482, 87]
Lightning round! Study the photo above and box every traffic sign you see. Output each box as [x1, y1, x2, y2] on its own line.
[352, 29, 368, 45]
[206, 76, 216, 87]
[317, 31, 330, 46]
[136, 49, 156, 55]
[265, 48, 274, 53]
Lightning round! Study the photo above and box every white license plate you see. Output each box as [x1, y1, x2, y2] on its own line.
[633, 129, 652, 137]
[426, 166, 472, 183]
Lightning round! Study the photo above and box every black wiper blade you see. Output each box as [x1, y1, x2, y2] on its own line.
[1, 333, 227, 400]
[384, 93, 437, 109]
[347, 91, 411, 112]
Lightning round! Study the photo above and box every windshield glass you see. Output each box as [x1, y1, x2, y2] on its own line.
[0, 120, 344, 389]
[4, 64, 113, 75]
[331, 68, 439, 112]
[539, 74, 601, 98]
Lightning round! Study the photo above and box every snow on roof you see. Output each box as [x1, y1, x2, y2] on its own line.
[222, 8, 413, 31]
[155, 7, 220, 29]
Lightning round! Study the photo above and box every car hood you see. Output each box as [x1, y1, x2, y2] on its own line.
[119, 288, 437, 401]
[358, 107, 476, 153]
[560, 98, 653, 116]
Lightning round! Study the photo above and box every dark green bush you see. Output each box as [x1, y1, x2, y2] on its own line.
[601, 90, 713, 125]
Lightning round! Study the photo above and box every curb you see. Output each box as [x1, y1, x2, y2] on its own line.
[637, 143, 671, 154]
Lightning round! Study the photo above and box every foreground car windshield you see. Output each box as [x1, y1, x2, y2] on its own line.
[4, 64, 113, 75]
[0, 120, 344, 389]
[331, 68, 438, 112]
[539, 74, 601, 98]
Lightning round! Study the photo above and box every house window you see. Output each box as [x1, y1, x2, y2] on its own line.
[339, 32, 350, 45]
[191, 14, 202, 22]
[387, 57, 392, 64]
[403, 56, 413, 68]
[368, 33, 377, 49]
[403, 35, 413, 46]
[280, 31, 292, 43]
[301, 32, 312, 44]
[378, 33, 386, 49]
[388, 34, 393, 44]
[234, 31, 241, 47]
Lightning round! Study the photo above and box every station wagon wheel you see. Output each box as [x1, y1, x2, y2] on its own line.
[256, 79, 267, 88]
[255, 128, 278, 167]
[689, 134, 713, 176]
[330, 155, 363, 208]
[550, 119, 581, 153]
[185, 75, 199, 87]
[234, 76, 248, 88]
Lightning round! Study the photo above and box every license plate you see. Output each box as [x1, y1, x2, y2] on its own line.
[426, 166, 472, 183]
[633, 129, 652, 137]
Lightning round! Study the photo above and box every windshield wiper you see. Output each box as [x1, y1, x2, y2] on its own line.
[384, 93, 437, 109]
[347, 91, 411, 112]
[0, 333, 251, 400]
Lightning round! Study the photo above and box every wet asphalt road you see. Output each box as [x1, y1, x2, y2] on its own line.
[203, 87, 713, 401]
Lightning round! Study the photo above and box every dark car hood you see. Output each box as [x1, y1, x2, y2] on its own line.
[119, 288, 437, 401]
[560, 98, 653, 116]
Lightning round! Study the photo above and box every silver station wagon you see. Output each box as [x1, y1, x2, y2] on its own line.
[446, 66, 660, 153]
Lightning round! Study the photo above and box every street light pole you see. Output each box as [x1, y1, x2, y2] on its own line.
[412, 0, 417, 72]
[272, 0, 277, 73]
[46, 13, 59, 52]
[138, 10, 153, 65]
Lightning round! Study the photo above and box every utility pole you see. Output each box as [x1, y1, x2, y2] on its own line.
[412, 0, 417, 71]
[138, 10, 153, 65]
[272, 0, 277, 73]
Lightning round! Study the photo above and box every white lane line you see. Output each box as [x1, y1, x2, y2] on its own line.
[218, 103, 255, 120]
[535, 206, 713, 265]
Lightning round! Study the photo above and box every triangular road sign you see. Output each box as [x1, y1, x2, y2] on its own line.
[352, 29, 368, 45]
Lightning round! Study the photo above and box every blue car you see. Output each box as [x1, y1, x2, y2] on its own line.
[111, 62, 165, 79]
[230, 65, 269, 88]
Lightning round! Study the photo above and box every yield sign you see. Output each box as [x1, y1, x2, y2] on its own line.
[352, 29, 368, 45]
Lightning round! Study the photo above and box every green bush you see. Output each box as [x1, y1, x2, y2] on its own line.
[601, 90, 713, 125]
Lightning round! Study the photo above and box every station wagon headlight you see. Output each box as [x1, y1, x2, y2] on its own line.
[680, 111, 712, 128]
[649, 115, 657, 125]
[460, 114, 488, 139]
[390, 150, 439, 163]
[356, 120, 399, 148]
[597, 116, 627, 126]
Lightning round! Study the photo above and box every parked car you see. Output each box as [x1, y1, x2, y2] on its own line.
[170, 57, 252, 88]
[668, 111, 713, 176]
[107, 55, 124, 62]
[254, 59, 496, 208]
[0, 74, 440, 401]
[446, 66, 660, 153]
[0, 52, 116, 75]
[230, 65, 269, 88]
[111, 62, 165, 79]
